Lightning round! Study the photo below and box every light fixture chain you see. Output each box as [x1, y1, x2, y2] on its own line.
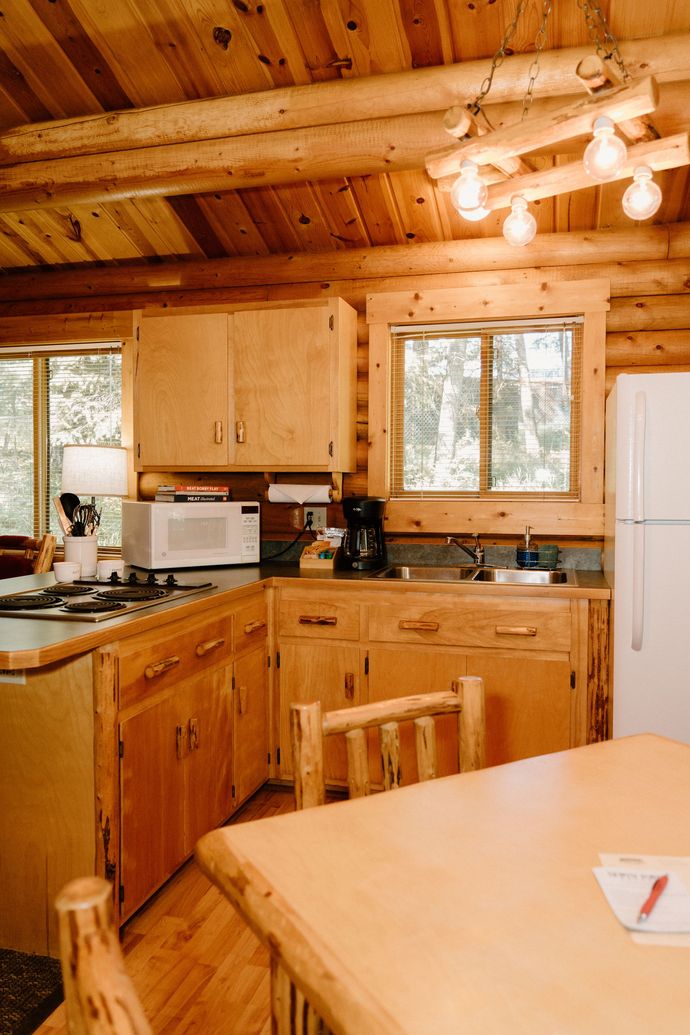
[470, 0, 528, 120]
[522, 0, 553, 120]
[576, 0, 630, 82]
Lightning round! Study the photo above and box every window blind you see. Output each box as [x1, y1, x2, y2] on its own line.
[389, 317, 583, 501]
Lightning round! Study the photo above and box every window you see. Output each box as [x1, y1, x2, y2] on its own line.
[390, 317, 582, 499]
[366, 280, 608, 536]
[0, 343, 123, 546]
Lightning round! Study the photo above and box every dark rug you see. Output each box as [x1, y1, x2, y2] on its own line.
[0, 949, 63, 1035]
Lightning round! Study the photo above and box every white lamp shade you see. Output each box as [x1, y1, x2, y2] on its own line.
[62, 445, 129, 497]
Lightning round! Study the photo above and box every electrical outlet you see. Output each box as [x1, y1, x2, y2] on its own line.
[304, 506, 327, 530]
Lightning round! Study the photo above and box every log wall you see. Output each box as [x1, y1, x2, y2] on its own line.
[1, 228, 689, 545]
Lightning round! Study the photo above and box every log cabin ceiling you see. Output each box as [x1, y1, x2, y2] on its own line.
[0, 0, 688, 311]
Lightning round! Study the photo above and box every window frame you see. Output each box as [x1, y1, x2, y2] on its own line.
[366, 279, 609, 536]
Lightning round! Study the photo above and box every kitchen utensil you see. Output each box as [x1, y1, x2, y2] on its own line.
[71, 502, 100, 537]
[59, 492, 80, 522]
[52, 495, 73, 536]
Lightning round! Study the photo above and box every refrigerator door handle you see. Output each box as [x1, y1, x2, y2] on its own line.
[631, 522, 645, 651]
[632, 391, 646, 522]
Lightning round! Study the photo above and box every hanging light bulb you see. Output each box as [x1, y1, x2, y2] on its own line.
[583, 116, 627, 181]
[502, 196, 537, 247]
[622, 165, 662, 220]
[450, 160, 488, 218]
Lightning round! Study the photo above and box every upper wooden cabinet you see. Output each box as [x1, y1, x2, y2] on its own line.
[134, 299, 357, 472]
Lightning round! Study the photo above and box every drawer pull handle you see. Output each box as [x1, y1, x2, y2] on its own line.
[196, 637, 225, 657]
[145, 655, 180, 679]
[188, 717, 200, 752]
[235, 420, 245, 444]
[398, 620, 440, 632]
[344, 672, 355, 699]
[175, 723, 188, 760]
[495, 625, 537, 637]
[214, 420, 223, 444]
[243, 619, 266, 635]
[238, 685, 248, 715]
[298, 615, 337, 626]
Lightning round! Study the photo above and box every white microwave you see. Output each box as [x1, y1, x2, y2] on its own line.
[121, 500, 260, 569]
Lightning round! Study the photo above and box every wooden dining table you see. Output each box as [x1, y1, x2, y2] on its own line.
[195, 734, 690, 1035]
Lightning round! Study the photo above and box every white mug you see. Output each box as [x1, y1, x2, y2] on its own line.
[54, 561, 81, 582]
[97, 558, 125, 581]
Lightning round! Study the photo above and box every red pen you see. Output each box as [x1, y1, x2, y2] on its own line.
[637, 874, 669, 922]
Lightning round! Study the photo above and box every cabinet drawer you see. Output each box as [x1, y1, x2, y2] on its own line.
[234, 594, 268, 655]
[119, 611, 233, 709]
[279, 593, 360, 640]
[367, 597, 572, 652]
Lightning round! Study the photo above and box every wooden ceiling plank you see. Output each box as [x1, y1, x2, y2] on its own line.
[0, 52, 53, 128]
[398, 0, 446, 69]
[347, 175, 409, 248]
[308, 180, 372, 250]
[195, 193, 272, 258]
[0, 34, 687, 166]
[238, 187, 306, 254]
[269, 183, 336, 251]
[0, 210, 86, 267]
[386, 169, 446, 243]
[166, 196, 231, 259]
[319, 0, 373, 78]
[0, 2, 104, 118]
[0, 214, 48, 270]
[92, 200, 182, 262]
[261, 1, 318, 86]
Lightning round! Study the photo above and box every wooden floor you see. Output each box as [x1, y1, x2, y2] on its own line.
[38, 785, 297, 1035]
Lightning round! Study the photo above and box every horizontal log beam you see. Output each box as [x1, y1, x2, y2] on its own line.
[0, 225, 688, 312]
[1, 35, 688, 166]
[0, 112, 451, 212]
[606, 329, 690, 366]
[483, 133, 690, 211]
[607, 293, 690, 332]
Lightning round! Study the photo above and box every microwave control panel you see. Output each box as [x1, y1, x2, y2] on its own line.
[241, 504, 261, 561]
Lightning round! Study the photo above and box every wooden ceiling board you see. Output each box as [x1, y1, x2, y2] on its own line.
[0, 1, 686, 294]
[194, 192, 273, 257]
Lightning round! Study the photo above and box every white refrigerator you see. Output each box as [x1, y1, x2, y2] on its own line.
[605, 371, 690, 744]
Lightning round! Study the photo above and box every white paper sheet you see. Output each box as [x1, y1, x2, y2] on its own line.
[597, 854, 690, 946]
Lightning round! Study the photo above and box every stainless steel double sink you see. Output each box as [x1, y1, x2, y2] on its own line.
[368, 565, 572, 586]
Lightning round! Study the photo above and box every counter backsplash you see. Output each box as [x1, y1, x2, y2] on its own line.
[261, 540, 602, 570]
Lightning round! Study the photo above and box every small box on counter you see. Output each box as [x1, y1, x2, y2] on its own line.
[299, 541, 340, 570]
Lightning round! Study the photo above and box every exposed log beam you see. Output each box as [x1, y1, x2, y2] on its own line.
[1, 35, 688, 166]
[0, 112, 454, 212]
[0, 224, 688, 310]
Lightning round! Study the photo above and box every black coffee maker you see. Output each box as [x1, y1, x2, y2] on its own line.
[341, 497, 387, 570]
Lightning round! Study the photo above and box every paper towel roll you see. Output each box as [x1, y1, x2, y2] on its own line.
[267, 483, 331, 504]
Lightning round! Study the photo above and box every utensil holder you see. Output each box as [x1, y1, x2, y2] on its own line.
[63, 534, 98, 577]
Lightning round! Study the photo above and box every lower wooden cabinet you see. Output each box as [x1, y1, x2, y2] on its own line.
[275, 583, 603, 783]
[116, 592, 268, 920]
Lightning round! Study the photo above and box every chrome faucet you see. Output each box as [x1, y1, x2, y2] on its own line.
[446, 534, 485, 565]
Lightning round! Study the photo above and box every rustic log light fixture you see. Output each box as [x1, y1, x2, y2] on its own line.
[425, 0, 689, 246]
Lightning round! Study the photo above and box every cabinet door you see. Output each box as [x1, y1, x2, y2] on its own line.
[119, 695, 185, 919]
[468, 655, 571, 766]
[233, 645, 269, 806]
[183, 666, 234, 851]
[278, 642, 362, 782]
[367, 646, 468, 785]
[135, 313, 229, 467]
[231, 307, 332, 467]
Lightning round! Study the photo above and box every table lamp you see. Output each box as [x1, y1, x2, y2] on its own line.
[61, 445, 128, 575]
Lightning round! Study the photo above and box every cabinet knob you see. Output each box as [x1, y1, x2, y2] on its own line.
[195, 637, 225, 657]
[299, 615, 337, 626]
[344, 672, 355, 699]
[214, 420, 223, 444]
[145, 655, 180, 679]
[495, 625, 537, 636]
[235, 420, 246, 444]
[398, 620, 440, 632]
